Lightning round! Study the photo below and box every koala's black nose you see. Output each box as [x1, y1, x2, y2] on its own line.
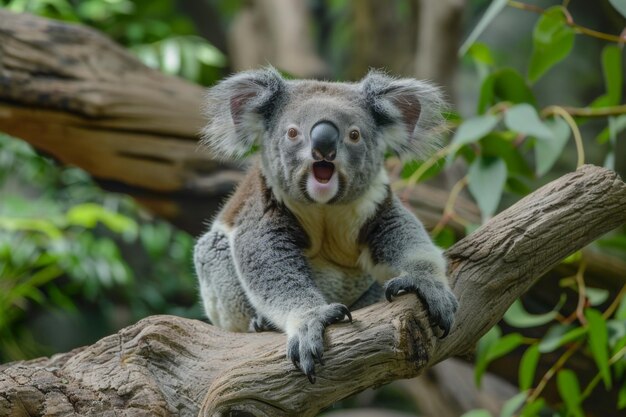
[310, 121, 339, 161]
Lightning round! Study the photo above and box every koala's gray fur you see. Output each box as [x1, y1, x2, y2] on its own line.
[194, 68, 457, 383]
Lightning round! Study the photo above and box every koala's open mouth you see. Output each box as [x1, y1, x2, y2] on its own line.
[312, 161, 335, 184]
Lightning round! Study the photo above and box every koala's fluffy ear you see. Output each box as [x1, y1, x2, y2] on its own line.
[201, 67, 285, 159]
[361, 70, 446, 159]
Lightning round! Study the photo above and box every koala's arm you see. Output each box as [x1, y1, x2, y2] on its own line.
[231, 209, 351, 382]
[362, 195, 458, 336]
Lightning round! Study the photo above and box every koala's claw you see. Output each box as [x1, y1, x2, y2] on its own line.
[384, 276, 458, 339]
[286, 303, 352, 383]
[251, 314, 277, 332]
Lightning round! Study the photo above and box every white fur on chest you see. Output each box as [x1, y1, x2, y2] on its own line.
[282, 169, 389, 270]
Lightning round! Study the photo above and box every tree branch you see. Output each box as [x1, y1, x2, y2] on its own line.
[1, 165, 625, 417]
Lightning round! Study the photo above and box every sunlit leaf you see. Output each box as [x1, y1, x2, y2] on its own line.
[585, 308, 612, 388]
[534, 117, 570, 176]
[519, 345, 540, 390]
[504, 104, 553, 140]
[468, 156, 507, 222]
[528, 7, 575, 83]
[557, 370, 584, 417]
[459, 0, 509, 56]
[66, 203, 137, 236]
[451, 115, 500, 147]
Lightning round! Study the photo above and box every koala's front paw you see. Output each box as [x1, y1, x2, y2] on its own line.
[286, 303, 352, 383]
[384, 275, 458, 338]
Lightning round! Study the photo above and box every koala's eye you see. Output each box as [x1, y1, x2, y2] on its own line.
[349, 130, 360, 142]
[287, 128, 299, 139]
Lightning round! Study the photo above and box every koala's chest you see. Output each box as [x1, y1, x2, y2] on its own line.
[285, 200, 372, 271]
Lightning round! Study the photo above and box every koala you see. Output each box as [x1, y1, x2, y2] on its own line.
[194, 68, 458, 383]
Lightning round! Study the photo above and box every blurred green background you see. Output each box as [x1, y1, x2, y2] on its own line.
[1, 1, 625, 416]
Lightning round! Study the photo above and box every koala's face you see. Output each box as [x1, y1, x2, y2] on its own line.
[202, 69, 444, 205]
[261, 85, 385, 204]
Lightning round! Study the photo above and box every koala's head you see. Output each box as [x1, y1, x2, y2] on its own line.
[202, 68, 445, 204]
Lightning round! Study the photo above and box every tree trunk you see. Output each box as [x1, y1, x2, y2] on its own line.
[2, 165, 625, 417]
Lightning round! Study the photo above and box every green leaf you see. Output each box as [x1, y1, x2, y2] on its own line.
[468, 156, 507, 222]
[586, 287, 610, 306]
[519, 345, 540, 390]
[478, 68, 537, 114]
[66, 203, 137, 236]
[500, 392, 528, 417]
[556, 370, 584, 417]
[539, 324, 587, 353]
[481, 133, 533, 178]
[602, 45, 623, 105]
[476, 332, 525, 386]
[585, 308, 612, 388]
[461, 410, 493, 417]
[609, 0, 626, 19]
[469, 42, 495, 65]
[596, 115, 626, 144]
[504, 296, 565, 328]
[451, 115, 501, 147]
[528, 7, 575, 83]
[534, 117, 570, 176]
[487, 333, 525, 360]
[520, 399, 545, 417]
[617, 294, 626, 320]
[475, 326, 502, 385]
[459, 0, 509, 56]
[504, 104, 553, 140]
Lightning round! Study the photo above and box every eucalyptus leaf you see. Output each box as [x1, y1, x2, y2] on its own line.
[504, 295, 565, 328]
[528, 7, 575, 83]
[585, 287, 610, 306]
[468, 157, 507, 222]
[475, 326, 501, 386]
[500, 392, 527, 417]
[461, 410, 493, 417]
[519, 345, 540, 390]
[609, 0, 626, 19]
[557, 370, 584, 417]
[478, 68, 537, 114]
[534, 117, 570, 176]
[504, 104, 553, 140]
[459, 0, 509, 56]
[451, 115, 500, 147]
[585, 308, 612, 388]
[539, 324, 587, 353]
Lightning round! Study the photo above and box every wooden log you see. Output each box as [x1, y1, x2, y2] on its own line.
[1, 165, 625, 417]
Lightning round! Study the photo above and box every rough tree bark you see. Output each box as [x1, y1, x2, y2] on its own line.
[1, 165, 625, 417]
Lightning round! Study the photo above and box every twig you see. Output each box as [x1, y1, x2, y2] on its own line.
[542, 106, 585, 169]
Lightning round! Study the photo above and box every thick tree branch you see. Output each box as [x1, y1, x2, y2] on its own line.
[1, 165, 625, 417]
